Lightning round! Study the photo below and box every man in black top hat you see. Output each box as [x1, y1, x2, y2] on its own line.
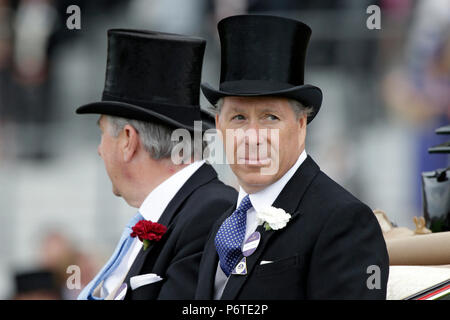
[76, 29, 236, 300]
[195, 15, 389, 300]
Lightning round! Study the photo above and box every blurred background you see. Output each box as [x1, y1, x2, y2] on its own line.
[0, 0, 448, 299]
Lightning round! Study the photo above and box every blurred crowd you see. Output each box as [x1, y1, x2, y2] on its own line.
[12, 231, 100, 299]
[0, 0, 448, 299]
[0, 0, 129, 160]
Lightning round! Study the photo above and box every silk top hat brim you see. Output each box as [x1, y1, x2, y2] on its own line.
[76, 100, 215, 132]
[202, 14, 323, 124]
[76, 29, 214, 132]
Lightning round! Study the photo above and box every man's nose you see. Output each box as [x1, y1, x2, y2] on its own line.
[97, 145, 101, 157]
[244, 130, 266, 148]
[247, 118, 260, 131]
[247, 122, 269, 143]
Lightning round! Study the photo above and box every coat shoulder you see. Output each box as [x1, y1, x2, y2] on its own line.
[176, 177, 237, 223]
[299, 169, 381, 236]
[190, 178, 237, 207]
[309, 170, 373, 213]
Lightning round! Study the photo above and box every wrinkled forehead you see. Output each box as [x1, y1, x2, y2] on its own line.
[221, 96, 291, 113]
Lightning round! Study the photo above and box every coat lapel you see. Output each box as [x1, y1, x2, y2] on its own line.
[195, 205, 235, 299]
[221, 155, 320, 299]
[123, 164, 218, 297]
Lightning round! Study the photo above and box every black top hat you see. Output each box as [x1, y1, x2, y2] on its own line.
[201, 15, 323, 123]
[76, 29, 213, 131]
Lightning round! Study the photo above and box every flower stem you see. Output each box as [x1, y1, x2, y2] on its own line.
[143, 239, 150, 251]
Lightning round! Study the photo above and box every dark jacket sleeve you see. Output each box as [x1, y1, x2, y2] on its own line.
[157, 187, 236, 299]
[306, 202, 389, 299]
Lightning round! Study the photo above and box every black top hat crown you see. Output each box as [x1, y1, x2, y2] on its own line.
[201, 15, 323, 123]
[77, 29, 213, 131]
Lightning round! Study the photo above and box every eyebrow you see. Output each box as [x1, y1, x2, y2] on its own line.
[260, 106, 281, 113]
[96, 117, 101, 127]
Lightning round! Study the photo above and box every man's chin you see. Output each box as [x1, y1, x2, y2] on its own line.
[232, 160, 280, 175]
[112, 188, 121, 197]
[235, 172, 279, 193]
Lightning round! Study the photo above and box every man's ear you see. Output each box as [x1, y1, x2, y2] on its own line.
[121, 124, 139, 162]
[215, 113, 220, 129]
[298, 114, 308, 129]
[297, 114, 308, 143]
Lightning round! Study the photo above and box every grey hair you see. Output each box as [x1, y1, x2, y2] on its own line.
[106, 116, 178, 160]
[214, 97, 314, 119]
[106, 115, 209, 160]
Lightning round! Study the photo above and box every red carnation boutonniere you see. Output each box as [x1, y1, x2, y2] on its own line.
[130, 220, 167, 251]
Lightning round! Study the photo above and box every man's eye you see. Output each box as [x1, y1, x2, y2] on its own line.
[266, 114, 279, 121]
[231, 114, 245, 121]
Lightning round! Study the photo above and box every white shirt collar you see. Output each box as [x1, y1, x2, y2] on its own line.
[237, 150, 307, 213]
[139, 160, 205, 222]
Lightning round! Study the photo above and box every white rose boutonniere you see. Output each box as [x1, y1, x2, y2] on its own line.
[256, 206, 292, 231]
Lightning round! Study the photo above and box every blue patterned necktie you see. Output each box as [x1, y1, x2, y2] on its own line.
[215, 195, 253, 276]
[77, 212, 144, 300]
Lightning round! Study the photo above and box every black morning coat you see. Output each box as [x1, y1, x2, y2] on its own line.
[123, 163, 237, 300]
[195, 155, 390, 300]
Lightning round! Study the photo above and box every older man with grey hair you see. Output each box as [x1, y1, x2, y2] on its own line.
[195, 15, 389, 300]
[76, 29, 236, 300]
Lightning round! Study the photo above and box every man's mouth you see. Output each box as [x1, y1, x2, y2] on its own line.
[238, 157, 272, 166]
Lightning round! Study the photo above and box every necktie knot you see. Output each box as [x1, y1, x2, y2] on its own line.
[237, 195, 252, 213]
